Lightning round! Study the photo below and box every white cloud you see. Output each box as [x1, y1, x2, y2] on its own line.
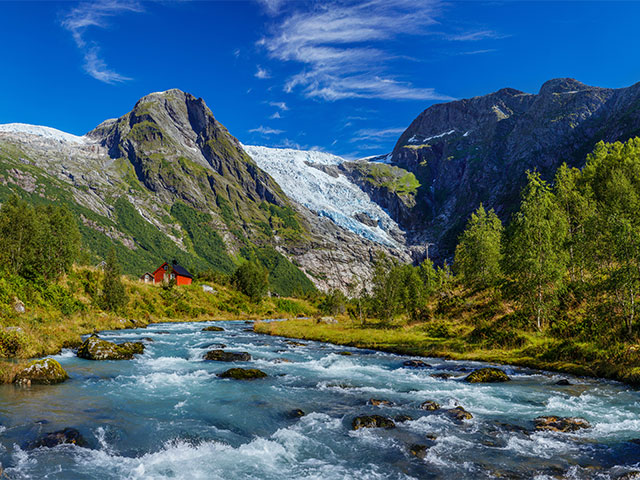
[255, 66, 271, 79]
[258, 0, 455, 101]
[270, 111, 282, 119]
[351, 127, 405, 142]
[459, 49, 497, 56]
[447, 30, 504, 42]
[62, 0, 142, 84]
[250, 126, 284, 135]
[269, 101, 288, 110]
[257, 0, 287, 15]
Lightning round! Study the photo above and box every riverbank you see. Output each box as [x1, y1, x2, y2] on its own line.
[254, 318, 640, 387]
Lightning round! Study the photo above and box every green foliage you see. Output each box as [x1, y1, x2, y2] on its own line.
[454, 204, 503, 288]
[100, 247, 128, 312]
[233, 261, 269, 302]
[319, 289, 347, 316]
[253, 246, 316, 297]
[0, 330, 26, 357]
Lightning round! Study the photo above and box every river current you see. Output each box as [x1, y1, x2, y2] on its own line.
[1, 320, 640, 479]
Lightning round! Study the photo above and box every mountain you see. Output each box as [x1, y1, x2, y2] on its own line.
[0, 90, 409, 294]
[383, 78, 640, 259]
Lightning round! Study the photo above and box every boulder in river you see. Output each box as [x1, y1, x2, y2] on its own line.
[403, 360, 431, 368]
[204, 350, 251, 362]
[77, 335, 143, 360]
[15, 359, 68, 385]
[533, 416, 591, 433]
[202, 326, 225, 332]
[430, 373, 452, 380]
[394, 414, 413, 423]
[369, 398, 393, 407]
[409, 444, 430, 459]
[555, 379, 572, 386]
[288, 409, 305, 418]
[337, 351, 353, 356]
[465, 367, 510, 383]
[352, 415, 396, 430]
[218, 368, 267, 380]
[26, 428, 87, 449]
[285, 340, 307, 347]
[419, 401, 440, 411]
[445, 406, 473, 421]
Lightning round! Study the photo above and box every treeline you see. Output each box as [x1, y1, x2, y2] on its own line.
[349, 138, 640, 344]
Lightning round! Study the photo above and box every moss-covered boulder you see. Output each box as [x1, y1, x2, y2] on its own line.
[445, 406, 473, 421]
[369, 398, 393, 407]
[204, 350, 251, 362]
[202, 326, 225, 332]
[26, 427, 87, 449]
[394, 414, 413, 423]
[352, 415, 396, 430]
[533, 416, 591, 433]
[218, 368, 267, 380]
[77, 335, 144, 360]
[419, 400, 440, 411]
[15, 358, 69, 385]
[403, 360, 431, 368]
[464, 367, 510, 383]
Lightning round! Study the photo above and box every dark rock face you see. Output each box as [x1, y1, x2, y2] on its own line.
[26, 428, 87, 449]
[386, 78, 640, 259]
[465, 368, 510, 383]
[203, 350, 251, 362]
[202, 326, 225, 332]
[533, 416, 591, 433]
[351, 415, 396, 430]
[218, 368, 267, 380]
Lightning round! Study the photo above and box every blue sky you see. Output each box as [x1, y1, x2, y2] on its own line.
[1, 1, 640, 158]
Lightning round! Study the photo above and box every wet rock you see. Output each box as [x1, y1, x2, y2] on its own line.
[445, 406, 473, 421]
[26, 428, 87, 449]
[430, 373, 452, 380]
[288, 409, 305, 418]
[244, 321, 254, 324]
[204, 350, 251, 362]
[555, 379, 572, 386]
[409, 443, 429, 459]
[419, 401, 440, 411]
[141, 337, 154, 342]
[369, 398, 393, 407]
[155, 331, 172, 334]
[352, 415, 396, 430]
[202, 326, 225, 332]
[394, 414, 413, 423]
[77, 335, 143, 360]
[403, 360, 431, 368]
[317, 316, 337, 324]
[15, 358, 68, 385]
[533, 416, 591, 433]
[465, 367, 510, 383]
[285, 340, 307, 347]
[337, 351, 353, 356]
[218, 368, 267, 380]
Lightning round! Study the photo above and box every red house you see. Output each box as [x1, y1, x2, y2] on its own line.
[152, 261, 193, 286]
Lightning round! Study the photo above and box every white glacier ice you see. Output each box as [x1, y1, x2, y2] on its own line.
[0, 123, 89, 144]
[243, 145, 402, 246]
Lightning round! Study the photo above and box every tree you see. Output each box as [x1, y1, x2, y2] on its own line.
[100, 247, 128, 312]
[370, 253, 404, 324]
[319, 289, 346, 316]
[454, 204, 503, 288]
[505, 171, 569, 330]
[0, 195, 39, 277]
[233, 261, 268, 301]
[36, 204, 81, 280]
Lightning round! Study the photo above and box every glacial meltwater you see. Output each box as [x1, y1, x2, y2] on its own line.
[1, 321, 640, 479]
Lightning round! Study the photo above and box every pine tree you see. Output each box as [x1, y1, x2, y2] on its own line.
[505, 171, 568, 330]
[454, 204, 503, 289]
[100, 247, 128, 312]
[233, 261, 269, 301]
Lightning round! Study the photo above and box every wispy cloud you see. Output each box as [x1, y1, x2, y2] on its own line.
[351, 127, 405, 142]
[446, 30, 505, 42]
[250, 125, 284, 135]
[270, 111, 282, 119]
[62, 0, 142, 83]
[459, 49, 497, 56]
[269, 101, 288, 110]
[255, 65, 271, 79]
[258, 0, 455, 101]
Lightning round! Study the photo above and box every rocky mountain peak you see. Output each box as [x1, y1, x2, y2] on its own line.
[538, 77, 590, 96]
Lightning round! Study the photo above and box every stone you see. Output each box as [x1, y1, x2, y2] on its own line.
[12, 297, 25, 314]
[394, 415, 413, 423]
[218, 368, 267, 380]
[352, 415, 396, 430]
[119, 342, 145, 355]
[464, 367, 510, 383]
[15, 358, 68, 385]
[419, 401, 440, 411]
[430, 373, 452, 380]
[204, 350, 251, 362]
[289, 409, 305, 418]
[202, 326, 225, 332]
[317, 316, 338, 324]
[555, 379, 572, 386]
[533, 416, 591, 433]
[403, 360, 431, 368]
[26, 428, 87, 449]
[409, 444, 429, 459]
[369, 398, 393, 407]
[201, 285, 216, 294]
[285, 341, 307, 347]
[337, 351, 353, 356]
[77, 335, 143, 360]
[445, 406, 473, 421]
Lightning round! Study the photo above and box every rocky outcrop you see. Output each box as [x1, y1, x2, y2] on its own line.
[26, 428, 87, 449]
[533, 416, 591, 433]
[218, 368, 267, 380]
[77, 335, 144, 360]
[445, 406, 473, 421]
[351, 415, 396, 430]
[419, 401, 440, 411]
[465, 368, 510, 383]
[203, 350, 251, 362]
[15, 358, 68, 385]
[403, 360, 430, 368]
[202, 326, 225, 332]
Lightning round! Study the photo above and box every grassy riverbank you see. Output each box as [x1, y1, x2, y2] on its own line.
[0, 266, 316, 383]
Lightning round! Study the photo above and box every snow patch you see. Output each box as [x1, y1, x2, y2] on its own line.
[243, 145, 402, 246]
[0, 123, 89, 144]
[408, 130, 456, 144]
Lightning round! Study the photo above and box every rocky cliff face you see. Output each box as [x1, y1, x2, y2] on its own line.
[387, 78, 640, 259]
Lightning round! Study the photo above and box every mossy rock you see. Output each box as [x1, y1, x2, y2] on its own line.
[25, 428, 87, 449]
[202, 326, 225, 332]
[218, 368, 267, 380]
[409, 444, 429, 459]
[77, 335, 143, 360]
[204, 350, 251, 362]
[403, 360, 431, 368]
[533, 416, 591, 433]
[15, 358, 68, 385]
[465, 367, 510, 383]
[419, 400, 440, 411]
[352, 415, 396, 430]
[445, 406, 473, 421]
[369, 398, 393, 407]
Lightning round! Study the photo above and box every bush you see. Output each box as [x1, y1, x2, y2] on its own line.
[0, 330, 26, 357]
[233, 261, 268, 302]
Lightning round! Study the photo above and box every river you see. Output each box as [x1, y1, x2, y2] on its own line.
[1, 320, 639, 479]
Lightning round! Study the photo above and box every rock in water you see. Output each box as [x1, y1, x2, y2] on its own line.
[288, 409, 305, 418]
[394, 415, 413, 423]
[77, 335, 144, 360]
[218, 368, 267, 380]
[204, 350, 251, 362]
[419, 401, 440, 411]
[555, 379, 572, 386]
[15, 359, 68, 385]
[26, 428, 87, 449]
[351, 415, 396, 430]
[409, 444, 429, 459]
[202, 326, 225, 332]
[533, 416, 591, 433]
[445, 406, 473, 421]
[403, 360, 430, 368]
[369, 398, 393, 407]
[285, 341, 307, 347]
[465, 367, 510, 383]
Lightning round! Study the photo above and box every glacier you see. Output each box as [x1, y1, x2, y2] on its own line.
[0, 123, 88, 144]
[243, 145, 403, 246]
